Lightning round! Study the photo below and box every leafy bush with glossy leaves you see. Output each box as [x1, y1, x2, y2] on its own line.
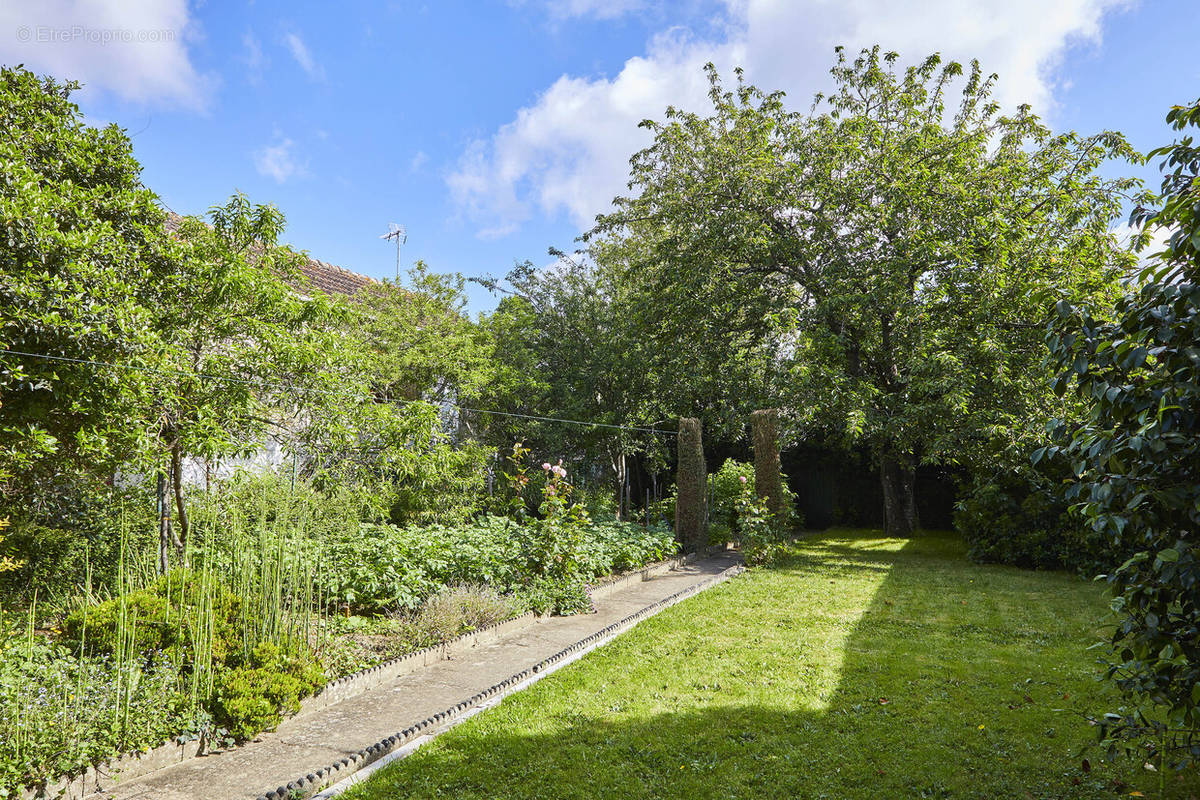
[1045, 99, 1200, 767]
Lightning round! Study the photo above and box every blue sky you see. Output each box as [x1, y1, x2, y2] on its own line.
[2, 1, 1198, 311]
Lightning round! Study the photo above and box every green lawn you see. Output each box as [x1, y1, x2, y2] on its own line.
[343, 531, 1198, 799]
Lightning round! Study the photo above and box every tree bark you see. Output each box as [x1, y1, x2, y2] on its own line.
[675, 418, 707, 553]
[157, 469, 171, 574]
[750, 409, 785, 521]
[879, 453, 919, 537]
[171, 442, 189, 554]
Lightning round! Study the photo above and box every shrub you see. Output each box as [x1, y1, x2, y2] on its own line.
[707, 459, 802, 546]
[413, 584, 516, 644]
[0, 479, 158, 605]
[211, 641, 324, 741]
[64, 569, 242, 668]
[734, 480, 787, 566]
[954, 474, 1112, 573]
[1045, 100, 1200, 767]
[517, 575, 593, 616]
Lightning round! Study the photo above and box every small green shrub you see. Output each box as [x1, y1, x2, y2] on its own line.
[212, 641, 324, 741]
[517, 575, 593, 616]
[670, 459, 802, 548]
[64, 569, 242, 666]
[735, 481, 787, 566]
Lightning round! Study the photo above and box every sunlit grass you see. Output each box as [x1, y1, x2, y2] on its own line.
[343, 530, 1199, 800]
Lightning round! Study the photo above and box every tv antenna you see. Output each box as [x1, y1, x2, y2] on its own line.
[380, 223, 407, 281]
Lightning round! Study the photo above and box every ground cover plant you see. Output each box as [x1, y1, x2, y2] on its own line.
[343, 530, 1199, 800]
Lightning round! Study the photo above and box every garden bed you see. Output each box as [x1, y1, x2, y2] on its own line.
[0, 514, 678, 798]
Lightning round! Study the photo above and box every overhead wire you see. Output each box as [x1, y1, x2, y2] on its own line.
[0, 348, 677, 436]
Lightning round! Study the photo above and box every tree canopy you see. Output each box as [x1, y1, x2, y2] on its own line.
[587, 47, 1138, 534]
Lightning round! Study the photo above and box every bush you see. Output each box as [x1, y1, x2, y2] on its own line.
[413, 584, 516, 644]
[516, 575, 593, 616]
[1045, 100, 1200, 767]
[64, 569, 242, 667]
[0, 478, 158, 606]
[63, 568, 324, 745]
[706, 459, 802, 546]
[954, 474, 1112, 573]
[211, 641, 324, 741]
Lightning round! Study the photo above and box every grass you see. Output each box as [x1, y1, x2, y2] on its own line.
[342, 530, 1200, 800]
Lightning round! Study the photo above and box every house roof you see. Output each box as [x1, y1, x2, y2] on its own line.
[164, 212, 377, 298]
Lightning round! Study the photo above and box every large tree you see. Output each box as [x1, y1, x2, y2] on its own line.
[148, 195, 347, 567]
[588, 48, 1137, 535]
[0, 68, 176, 499]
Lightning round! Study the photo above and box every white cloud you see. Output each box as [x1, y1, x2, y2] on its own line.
[254, 137, 305, 183]
[410, 150, 429, 171]
[519, 0, 645, 20]
[284, 31, 324, 82]
[452, 0, 1130, 237]
[0, 0, 211, 109]
[242, 31, 267, 84]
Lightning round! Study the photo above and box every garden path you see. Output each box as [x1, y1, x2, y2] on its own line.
[92, 550, 743, 800]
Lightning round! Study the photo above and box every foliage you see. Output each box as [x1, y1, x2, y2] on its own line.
[211, 640, 323, 742]
[0, 479, 158, 605]
[0, 67, 175, 498]
[317, 516, 675, 613]
[351, 263, 495, 406]
[733, 478, 786, 566]
[341, 531, 1194, 800]
[0, 519, 22, 575]
[476, 259, 672, 510]
[64, 569, 241, 666]
[413, 585, 517, 644]
[954, 470, 1110, 572]
[706, 459, 800, 548]
[588, 48, 1137, 536]
[1044, 99, 1200, 768]
[0, 632, 187, 797]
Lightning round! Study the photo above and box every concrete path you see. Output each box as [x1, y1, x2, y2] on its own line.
[94, 551, 743, 800]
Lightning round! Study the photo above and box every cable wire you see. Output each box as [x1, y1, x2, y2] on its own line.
[0, 348, 676, 436]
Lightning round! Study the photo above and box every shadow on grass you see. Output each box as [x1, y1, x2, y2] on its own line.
[343, 532, 1197, 800]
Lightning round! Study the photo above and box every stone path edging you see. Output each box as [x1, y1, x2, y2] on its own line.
[261, 559, 745, 800]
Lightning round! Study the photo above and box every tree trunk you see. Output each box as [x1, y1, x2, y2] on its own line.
[750, 409, 785, 521]
[675, 418, 707, 554]
[157, 469, 172, 574]
[879, 453, 919, 537]
[171, 442, 189, 554]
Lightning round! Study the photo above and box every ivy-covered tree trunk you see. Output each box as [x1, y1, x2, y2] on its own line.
[750, 409, 784, 520]
[675, 417, 707, 553]
[880, 453, 919, 537]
